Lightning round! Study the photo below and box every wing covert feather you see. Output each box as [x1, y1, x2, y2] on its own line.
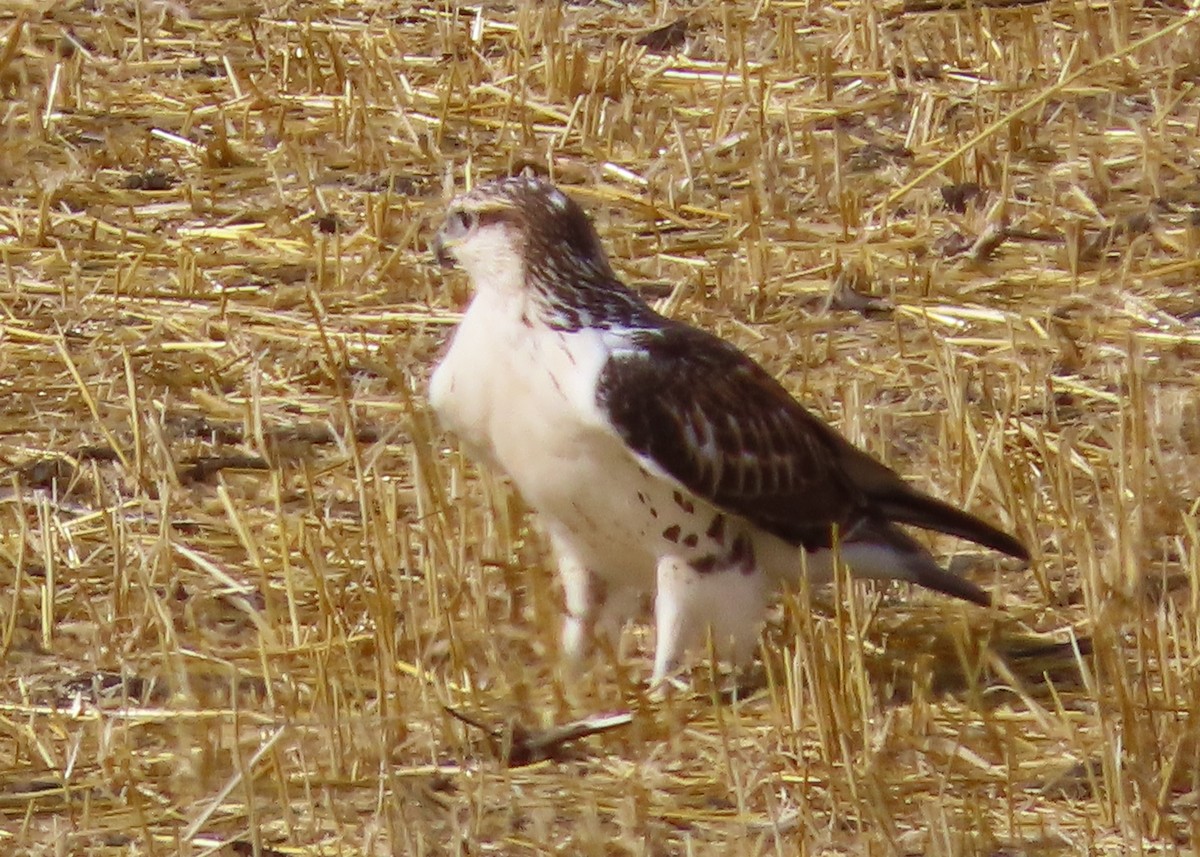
[596, 325, 866, 550]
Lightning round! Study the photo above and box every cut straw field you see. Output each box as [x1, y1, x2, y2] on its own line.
[1, 0, 1199, 853]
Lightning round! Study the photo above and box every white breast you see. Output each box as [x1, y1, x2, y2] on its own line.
[433, 293, 666, 579]
[430, 292, 619, 491]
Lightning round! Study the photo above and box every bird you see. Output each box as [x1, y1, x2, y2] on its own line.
[428, 175, 1030, 685]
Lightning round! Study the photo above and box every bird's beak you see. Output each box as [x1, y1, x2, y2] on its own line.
[432, 230, 455, 268]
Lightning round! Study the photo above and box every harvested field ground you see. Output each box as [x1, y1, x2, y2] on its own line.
[2, 0, 1200, 853]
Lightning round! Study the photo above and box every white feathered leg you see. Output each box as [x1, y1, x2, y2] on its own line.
[558, 547, 640, 669]
[559, 553, 598, 667]
[652, 557, 691, 684]
[652, 556, 770, 686]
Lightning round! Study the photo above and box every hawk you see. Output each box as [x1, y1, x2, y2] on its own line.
[429, 176, 1029, 684]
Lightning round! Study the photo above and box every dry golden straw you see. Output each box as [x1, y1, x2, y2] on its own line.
[0, 0, 1197, 854]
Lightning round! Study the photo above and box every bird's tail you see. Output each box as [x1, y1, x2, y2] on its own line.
[840, 519, 991, 606]
[872, 485, 1030, 562]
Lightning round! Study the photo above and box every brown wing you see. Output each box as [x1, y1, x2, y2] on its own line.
[597, 323, 1029, 560]
[596, 324, 869, 551]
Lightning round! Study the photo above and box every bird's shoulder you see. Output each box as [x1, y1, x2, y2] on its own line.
[598, 319, 829, 452]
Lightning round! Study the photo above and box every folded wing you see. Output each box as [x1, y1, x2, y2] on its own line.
[596, 323, 1028, 562]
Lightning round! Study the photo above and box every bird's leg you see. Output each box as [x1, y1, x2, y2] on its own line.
[559, 556, 639, 668]
[652, 554, 770, 687]
[559, 557, 603, 668]
[651, 557, 692, 687]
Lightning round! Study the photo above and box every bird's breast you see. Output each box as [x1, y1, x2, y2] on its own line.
[429, 298, 615, 476]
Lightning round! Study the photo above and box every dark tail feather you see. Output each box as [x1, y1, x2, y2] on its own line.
[874, 487, 1030, 562]
[842, 521, 992, 606]
[903, 551, 991, 606]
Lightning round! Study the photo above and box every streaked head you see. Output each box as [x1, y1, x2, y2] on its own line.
[433, 175, 658, 331]
[433, 176, 614, 294]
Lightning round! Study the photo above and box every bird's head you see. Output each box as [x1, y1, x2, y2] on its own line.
[433, 176, 616, 298]
[433, 176, 658, 331]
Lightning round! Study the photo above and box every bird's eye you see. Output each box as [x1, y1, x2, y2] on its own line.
[445, 209, 476, 238]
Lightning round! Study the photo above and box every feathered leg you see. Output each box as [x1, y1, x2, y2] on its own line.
[558, 549, 640, 668]
[652, 555, 770, 686]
